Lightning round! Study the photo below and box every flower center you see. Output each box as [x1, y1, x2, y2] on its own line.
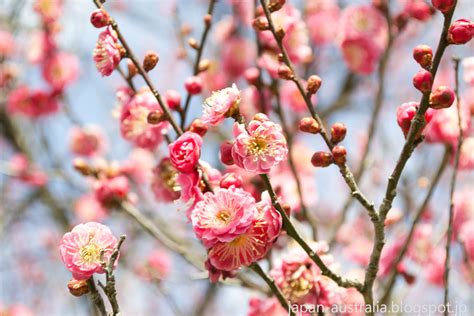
[247, 136, 268, 156]
[80, 243, 101, 263]
[216, 210, 232, 224]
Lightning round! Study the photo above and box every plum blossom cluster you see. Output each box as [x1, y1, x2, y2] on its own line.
[191, 188, 282, 275]
[6, 0, 79, 118]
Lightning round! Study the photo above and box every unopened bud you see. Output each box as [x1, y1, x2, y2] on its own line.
[90, 9, 110, 28]
[164, 90, 181, 110]
[143, 51, 159, 72]
[219, 172, 243, 189]
[413, 45, 433, 69]
[412, 69, 433, 93]
[306, 75, 322, 94]
[244, 67, 260, 85]
[332, 146, 347, 165]
[429, 85, 455, 109]
[281, 202, 291, 216]
[220, 141, 234, 166]
[198, 59, 211, 73]
[185, 76, 203, 95]
[278, 64, 294, 80]
[311, 152, 333, 167]
[189, 118, 208, 137]
[330, 123, 347, 144]
[127, 59, 137, 78]
[277, 53, 284, 63]
[431, 0, 455, 14]
[147, 111, 166, 124]
[68, 279, 89, 297]
[299, 117, 320, 134]
[188, 38, 199, 50]
[447, 19, 474, 45]
[73, 158, 92, 176]
[276, 28, 285, 40]
[204, 14, 212, 26]
[268, 0, 286, 12]
[252, 17, 269, 31]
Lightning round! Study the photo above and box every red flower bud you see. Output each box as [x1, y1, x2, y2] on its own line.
[90, 9, 110, 28]
[185, 76, 203, 95]
[147, 111, 166, 125]
[412, 70, 433, 93]
[268, 0, 286, 12]
[306, 75, 322, 94]
[299, 117, 321, 134]
[447, 19, 474, 45]
[431, 0, 455, 14]
[277, 65, 294, 80]
[220, 141, 234, 166]
[164, 90, 181, 110]
[244, 67, 260, 85]
[413, 45, 433, 68]
[330, 123, 347, 144]
[127, 59, 137, 78]
[311, 152, 333, 167]
[189, 118, 208, 137]
[396, 101, 434, 139]
[429, 85, 455, 109]
[219, 172, 243, 189]
[143, 51, 159, 72]
[332, 146, 347, 165]
[68, 279, 89, 297]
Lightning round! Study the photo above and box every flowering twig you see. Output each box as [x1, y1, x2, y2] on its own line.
[180, 0, 217, 129]
[97, 235, 126, 316]
[86, 277, 107, 316]
[379, 146, 450, 304]
[260, 174, 364, 291]
[250, 262, 294, 316]
[92, 0, 183, 136]
[272, 80, 318, 239]
[443, 56, 463, 312]
[330, 4, 395, 243]
[259, 0, 377, 221]
[364, 3, 457, 310]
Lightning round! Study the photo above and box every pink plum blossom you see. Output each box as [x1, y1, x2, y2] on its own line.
[231, 115, 288, 174]
[191, 187, 257, 248]
[93, 26, 121, 76]
[59, 222, 118, 280]
[42, 52, 79, 90]
[94, 175, 129, 207]
[9, 154, 48, 187]
[69, 126, 105, 157]
[168, 131, 203, 173]
[151, 158, 180, 202]
[137, 249, 172, 280]
[74, 194, 108, 222]
[306, 3, 340, 45]
[202, 84, 241, 125]
[7, 86, 59, 118]
[221, 37, 256, 78]
[120, 89, 170, 149]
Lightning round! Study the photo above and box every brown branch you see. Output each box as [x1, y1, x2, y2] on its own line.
[272, 80, 318, 239]
[93, 0, 183, 136]
[363, 3, 458, 311]
[443, 56, 463, 313]
[379, 146, 450, 304]
[260, 174, 364, 291]
[86, 277, 107, 316]
[180, 0, 217, 129]
[259, 0, 377, 221]
[250, 262, 294, 316]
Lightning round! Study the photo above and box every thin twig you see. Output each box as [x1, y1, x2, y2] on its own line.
[443, 56, 463, 313]
[379, 146, 450, 304]
[259, 0, 377, 221]
[180, 0, 217, 129]
[272, 80, 318, 239]
[86, 277, 107, 316]
[364, 3, 457, 311]
[250, 262, 294, 316]
[260, 174, 364, 291]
